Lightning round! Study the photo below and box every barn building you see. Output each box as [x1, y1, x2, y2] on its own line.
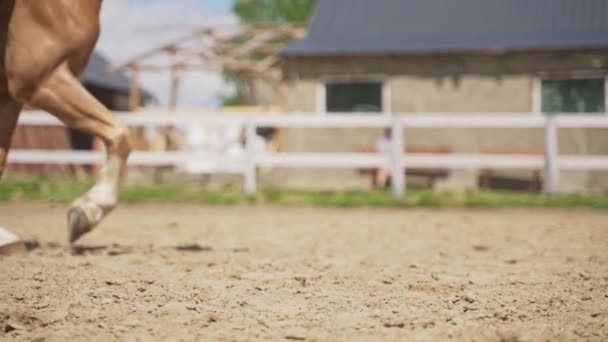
[278, 0, 608, 192]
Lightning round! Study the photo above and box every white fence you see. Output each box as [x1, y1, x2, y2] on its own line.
[10, 111, 608, 198]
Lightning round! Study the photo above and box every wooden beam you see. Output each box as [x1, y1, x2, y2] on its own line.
[255, 55, 280, 72]
[132, 62, 274, 73]
[106, 22, 309, 110]
[109, 23, 307, 74]
[109, 27, 215, 72]
[129, 64, 141, 111]
[231, 31, 277, 58]
[135, 64, 222, 72]
[172, 47, 217, 60]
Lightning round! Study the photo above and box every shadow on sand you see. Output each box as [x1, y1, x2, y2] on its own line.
[13, 241, 216, 257]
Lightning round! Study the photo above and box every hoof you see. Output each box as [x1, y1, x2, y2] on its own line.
[0, 227, 26, 256]
[68, 207, 92, 244]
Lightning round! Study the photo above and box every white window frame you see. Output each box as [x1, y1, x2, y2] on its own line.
[316, 75, 391, 116]
[532, 72, 608, 114]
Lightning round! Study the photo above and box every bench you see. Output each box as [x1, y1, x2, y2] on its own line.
[478, 147, 544, 192]
[358, 144, 452, 188]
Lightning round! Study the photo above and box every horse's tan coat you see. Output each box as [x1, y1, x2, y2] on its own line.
[0, 0, 131, 243]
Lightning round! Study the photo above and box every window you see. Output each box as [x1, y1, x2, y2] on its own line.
[323, 81, 385, 113]
[540, 78, 606, 113]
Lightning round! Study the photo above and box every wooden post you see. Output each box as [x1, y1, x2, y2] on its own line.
[544, 114, 560, 196]
[169, 67, 181, 110]
[391, 117, 406, 198]
[128, 64, 141, 111]
[275, 75, 289, 152]
[276, 75, 288, 111]
[244, 119, 257, 195]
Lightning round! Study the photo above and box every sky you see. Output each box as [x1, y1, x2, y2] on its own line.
[96, 0, 238, 108]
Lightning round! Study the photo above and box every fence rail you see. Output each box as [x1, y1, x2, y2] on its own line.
[9, 111, 608, 197]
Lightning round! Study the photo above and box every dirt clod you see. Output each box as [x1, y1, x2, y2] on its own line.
[464, 295, 476, 304]
[294, 276, 307, 287]
[473, 245, 490, 252]
[4, 322, 26, 333]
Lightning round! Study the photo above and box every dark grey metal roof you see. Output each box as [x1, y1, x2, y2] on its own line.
[81, 51, 155, 100]
[283, 0, 608, 56]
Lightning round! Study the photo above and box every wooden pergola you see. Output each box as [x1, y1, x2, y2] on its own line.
[109, 23, 307, 110]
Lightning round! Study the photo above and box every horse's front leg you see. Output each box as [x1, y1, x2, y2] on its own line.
[0, 100, 22, 178]
[18, 63, 131, 243]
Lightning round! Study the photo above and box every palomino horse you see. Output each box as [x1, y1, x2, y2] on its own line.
[0, 0, 131, 243]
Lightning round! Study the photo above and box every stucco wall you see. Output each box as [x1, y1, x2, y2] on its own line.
[390, 75, 532, 112]
[276, 50, 608, 192]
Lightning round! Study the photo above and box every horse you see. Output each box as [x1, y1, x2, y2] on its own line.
[0, 0, 131, 243]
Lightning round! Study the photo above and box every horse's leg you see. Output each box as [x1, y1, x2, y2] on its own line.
[0, 100, 22, 178]
[25, 63, 131, 243]
[0, 100, 23, 252]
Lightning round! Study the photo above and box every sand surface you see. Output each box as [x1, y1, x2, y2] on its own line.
[1, 204, 607, 341]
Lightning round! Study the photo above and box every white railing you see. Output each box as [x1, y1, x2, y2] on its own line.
[10, 111, 608, 198]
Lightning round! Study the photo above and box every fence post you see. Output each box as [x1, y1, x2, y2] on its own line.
[391, 116, 406, 198]
[544, 114, 560, 196]
[244, 118, 257, 195]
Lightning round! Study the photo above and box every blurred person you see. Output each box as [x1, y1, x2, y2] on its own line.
[374, 128, 392, 187]
[238, 126, 267, 154]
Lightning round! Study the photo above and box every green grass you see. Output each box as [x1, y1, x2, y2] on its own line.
[1, 176, 607, 209]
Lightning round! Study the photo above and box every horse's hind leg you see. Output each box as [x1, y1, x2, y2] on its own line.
[23, 63, 131, 243]
[0, 100, 22, 178]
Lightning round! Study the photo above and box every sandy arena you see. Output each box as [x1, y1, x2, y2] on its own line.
[0, 204, 607, 341]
